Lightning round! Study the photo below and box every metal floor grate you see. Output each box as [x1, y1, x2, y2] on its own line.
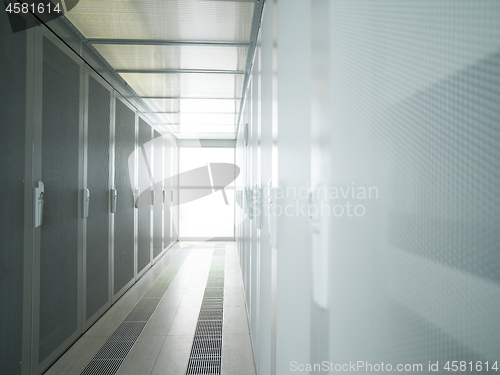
[186, 244, 226, 375]
[80, 360, 123, 375]
[80, 247, 192, 375]
[123, 309, 155, 322]
[93, 340, 137, 360]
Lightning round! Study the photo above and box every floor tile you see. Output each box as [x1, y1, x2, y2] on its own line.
[224, 287, 246, 307]
[221, 334, 256, 375]
[167, 305, 201, 336]
[168, 273, 193, 289]
[151, 335, 194, 375]
[141, 307, 177, 337]
[179, 288, 205, 308]
[115, 335, 166, 375]
[158, 287, 186, 309]
[223, 306, 251, 335]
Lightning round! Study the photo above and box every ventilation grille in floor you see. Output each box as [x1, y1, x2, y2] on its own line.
[80, 247, 191, 375]
[186, 244, 226, 375]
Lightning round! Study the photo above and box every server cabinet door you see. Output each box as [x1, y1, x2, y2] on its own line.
[33, 33, 83, 372]
[84, 72, 112, 327]
[153, 131, 164, 260]
[0, 9, 33, 375]
[113, 98, 136, 297]
[137, 118, 152, 274]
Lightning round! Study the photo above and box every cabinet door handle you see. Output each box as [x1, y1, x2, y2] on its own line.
[111, 189, 117, 213]
[34, 181, 44, 228]
[83, 189, 90, 218]
[135, 187, 140, 209]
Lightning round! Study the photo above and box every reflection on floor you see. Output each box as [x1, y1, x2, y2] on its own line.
[44, 241, 256, 375]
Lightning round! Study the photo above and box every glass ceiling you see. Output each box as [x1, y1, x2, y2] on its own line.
[154, 113, 238, 126]
[142, 98, 240, 114]
[64, 0, 256, 139]
[65, 0, 254, 41]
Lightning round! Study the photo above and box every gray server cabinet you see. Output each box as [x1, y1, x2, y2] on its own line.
[137, 117, 152, 274]
[84, 73, 112, 325]
[0, 9, 32, 375]
[114, 98, 136, 296]
[33, 33, 83, 372]
[153, 131, 164, 260]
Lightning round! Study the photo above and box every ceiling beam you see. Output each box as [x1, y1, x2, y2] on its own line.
[177, 139, 236, 148]
[174, 132, 236, 136]
[116, 69, 245, 74]
[154, 112, 238, 114]
[141, 97, 242, 100]
[189, 0, 256, 3]
[87, 39, 250, 47]
[150, 124, 237, 126]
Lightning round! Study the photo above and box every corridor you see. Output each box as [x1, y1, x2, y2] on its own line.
[44, 242, 255, 375]
[1, 1, 500, 374]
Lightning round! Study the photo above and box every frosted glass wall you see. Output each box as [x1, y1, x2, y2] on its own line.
[236, 0, 500, 373]
[324, 0, 500, 368]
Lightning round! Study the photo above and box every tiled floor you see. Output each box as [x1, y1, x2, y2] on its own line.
[44, 241, 256, 375]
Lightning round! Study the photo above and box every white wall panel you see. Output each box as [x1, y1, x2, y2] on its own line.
[256, 3, 275, 373]
[274, 0, 312, 372]
[249, 44, 261, 367]
[236, 1, 313, 373]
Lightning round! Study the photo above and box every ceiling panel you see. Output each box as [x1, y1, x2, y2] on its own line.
[155, 113, 237, 125]
[154, 113, 181, 124]
[66, 0, 254, 42]
[174, 132, 237, 140]
[119, 73, 243, 98]
[142, 99, 180, 113]
[167, 125, 236, 133]
[142, 98, 240, 114]
[180, 99, 240, 113]
[93, 44, 248, 71]
[179, 113, 237, 125]
[155, 124, 178, 134]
